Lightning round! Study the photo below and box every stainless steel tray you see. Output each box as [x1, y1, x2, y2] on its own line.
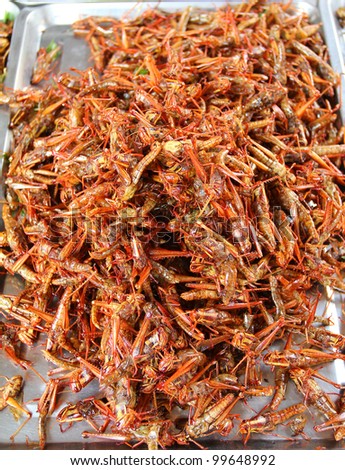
[0, 0, 345, 450]
[320, 0, 345, 124]
[15, 0, 317, 6]
[14, 0, 142, 5]
[0, 2, 20, 185]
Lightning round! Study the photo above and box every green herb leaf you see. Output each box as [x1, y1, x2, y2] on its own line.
[137, 68, 149, 75]
[46, 39, 58, 53]
[3, 11, 15, 24]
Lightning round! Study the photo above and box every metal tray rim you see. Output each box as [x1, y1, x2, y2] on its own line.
[1, 0, 345, 450]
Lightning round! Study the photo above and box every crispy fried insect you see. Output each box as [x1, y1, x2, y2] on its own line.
[1, 1, 345, 449]
[0, 375, 31, 441]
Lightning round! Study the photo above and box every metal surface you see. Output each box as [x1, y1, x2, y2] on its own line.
[14, 0, 144, 5]
[320, 1, 345, 124]
[10, 0, 290, 6]
[0, 0, 345, 450]
[0, 2, 20, 191]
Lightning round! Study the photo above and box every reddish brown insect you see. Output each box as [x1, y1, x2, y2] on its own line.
[1, 1, 345, 449]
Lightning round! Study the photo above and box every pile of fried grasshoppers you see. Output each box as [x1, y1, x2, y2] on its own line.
[1, 0, 345, 449]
